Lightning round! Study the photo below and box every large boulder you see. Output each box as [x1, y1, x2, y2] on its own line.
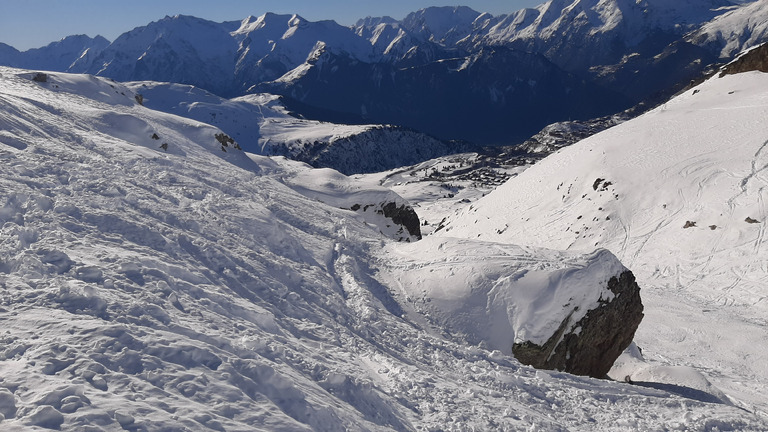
[512, 271, 643, 378]
[379, 239, 644, 377]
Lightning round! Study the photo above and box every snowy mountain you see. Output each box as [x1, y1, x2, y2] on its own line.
[3, 65, 765, 429]
[400, 6, 482, 46]
[261, 44, 630, 144]
[6, 1, 767, 148]
[18, 35, 110, 72]
[0, 35, 109, 71]
[437, 63, 768, 415]
[0, 43, 20, 67]
[687, 0, 768, 58]
[123, 81, 475, 174]
[71, 15, 241, 97]
[473, 0, 733, 66]
[232, 13, 375, 94]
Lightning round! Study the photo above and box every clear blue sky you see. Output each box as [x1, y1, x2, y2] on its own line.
[0, 0, 543, 51]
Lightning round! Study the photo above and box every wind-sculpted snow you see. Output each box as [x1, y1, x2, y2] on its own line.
[0, 66, 765, 430]
[439, 70, 768, 416]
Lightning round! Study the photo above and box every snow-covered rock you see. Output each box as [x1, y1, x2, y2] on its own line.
[379, 238, 642, 377]
[272, 158, 422, 242]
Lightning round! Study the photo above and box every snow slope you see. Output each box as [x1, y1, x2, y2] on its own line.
[123, 81, 371, 155]
[439, 69, 768, 416]
[2, 66, 765, 430]
[124, 81, 467, 174]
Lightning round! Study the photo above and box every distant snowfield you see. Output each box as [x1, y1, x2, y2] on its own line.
[439, 71, 768, 416]
[1, 66, 767, 431]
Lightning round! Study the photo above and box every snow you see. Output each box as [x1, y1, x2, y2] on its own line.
[439, 70, 768, 416]
[401, 7, 482, 46]
[688, 0, 768, 58]
[122, 80, 374, 156]
[355, 152, 529, 235]
[1, 65, 766, 430]
[378, 237, 626, 350]
[123, 80, 466, 175]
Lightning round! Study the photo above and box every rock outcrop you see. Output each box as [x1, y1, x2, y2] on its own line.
[512, 271, 644, 378]
[720, 43, 768, 77]
[380, 202, 422, 240]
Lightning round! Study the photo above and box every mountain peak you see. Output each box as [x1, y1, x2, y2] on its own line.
[402, 5, 483, 45]
[355, 15, 398, 28]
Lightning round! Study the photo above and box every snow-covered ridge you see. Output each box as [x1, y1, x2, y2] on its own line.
[2, 66, 762, 429]
[438, 69, 768, 415]
[687, 0, 768, 58]
[125, 80, 470, 174]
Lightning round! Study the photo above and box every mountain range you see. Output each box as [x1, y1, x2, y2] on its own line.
[2, 0, 767, 147]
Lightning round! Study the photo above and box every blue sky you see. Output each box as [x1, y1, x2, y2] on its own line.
[0, 0, 543, 51]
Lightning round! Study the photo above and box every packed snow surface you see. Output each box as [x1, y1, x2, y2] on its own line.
[1, 66, 766, 430]
[440, 70, 768, 417]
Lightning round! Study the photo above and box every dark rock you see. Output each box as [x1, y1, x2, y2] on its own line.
[593, 178, 605, 191]
[215, 132, 241, 150]
[32, 72, 48, 83]
[745, 217, 760, 224]
[380, 202, 422, 240]
[683, 221, 697, 229]
[135, 93, 144, 105]
[512, 271, 644, 378]
[720, 43, 768, 77]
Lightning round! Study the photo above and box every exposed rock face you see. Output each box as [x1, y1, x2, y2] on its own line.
[720, 43, 768, 76]
[512, 271, 643, 378]
[380, 202, 422, 240]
